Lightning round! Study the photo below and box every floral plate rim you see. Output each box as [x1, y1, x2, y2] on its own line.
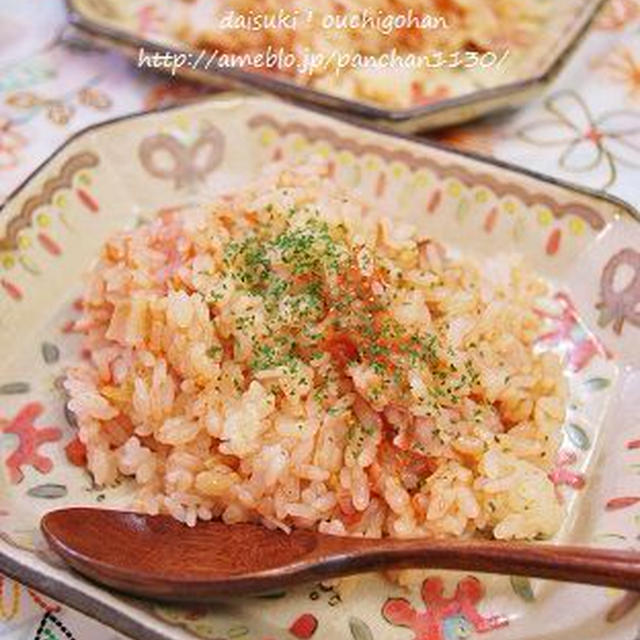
[64, 0, 609, 130]
[0, 92, 637, 222]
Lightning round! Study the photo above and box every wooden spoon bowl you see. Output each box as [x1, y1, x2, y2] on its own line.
[41, 508, 640, 601]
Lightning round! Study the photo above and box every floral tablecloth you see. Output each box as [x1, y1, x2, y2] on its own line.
[0, 0, 638, 639]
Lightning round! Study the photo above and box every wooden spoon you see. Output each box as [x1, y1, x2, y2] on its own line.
[41, 508, 640, 601]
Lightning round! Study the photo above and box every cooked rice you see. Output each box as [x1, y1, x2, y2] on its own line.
[172, 0, 551, 108]
[66, 162, 567, 540]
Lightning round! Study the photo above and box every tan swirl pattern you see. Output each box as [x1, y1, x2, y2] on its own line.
[597, 248, 640, 335]
[0, 151, 100, 252]
[138, 123, 225, 189]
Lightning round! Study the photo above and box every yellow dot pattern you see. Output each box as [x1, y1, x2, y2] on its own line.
[569, 217, 585, 236]
[537, 208, 553, 226]
[251, 128, 599, 258]
[447, 181, 462, 198]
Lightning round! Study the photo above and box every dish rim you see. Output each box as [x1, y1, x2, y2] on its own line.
[0, 545, 171, 640]
[64, 0, 609, 125]
[0, 92, 637, 221]
[0, 91, 638, 640]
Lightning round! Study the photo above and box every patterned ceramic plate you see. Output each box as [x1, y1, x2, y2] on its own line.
[65, 0, 606, 132]
[0, 94, 639, 640]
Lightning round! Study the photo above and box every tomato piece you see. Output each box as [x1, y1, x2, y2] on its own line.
[337, 491, 363, 526]
[324, 333, 359, 368]
[220, 336, 235, 361]
[379, 439, 436, 481]
[65, 437, 87, 467]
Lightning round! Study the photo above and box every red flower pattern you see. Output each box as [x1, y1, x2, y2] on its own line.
[535, 293, 606, 372]
[2, 402, 61, 484]
[549, 450, 586, 496]
[382, 576, 508, 640]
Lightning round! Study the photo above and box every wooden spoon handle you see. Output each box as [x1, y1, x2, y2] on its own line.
[318, 537, 640, 591]
[40, 509, 639, 599]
